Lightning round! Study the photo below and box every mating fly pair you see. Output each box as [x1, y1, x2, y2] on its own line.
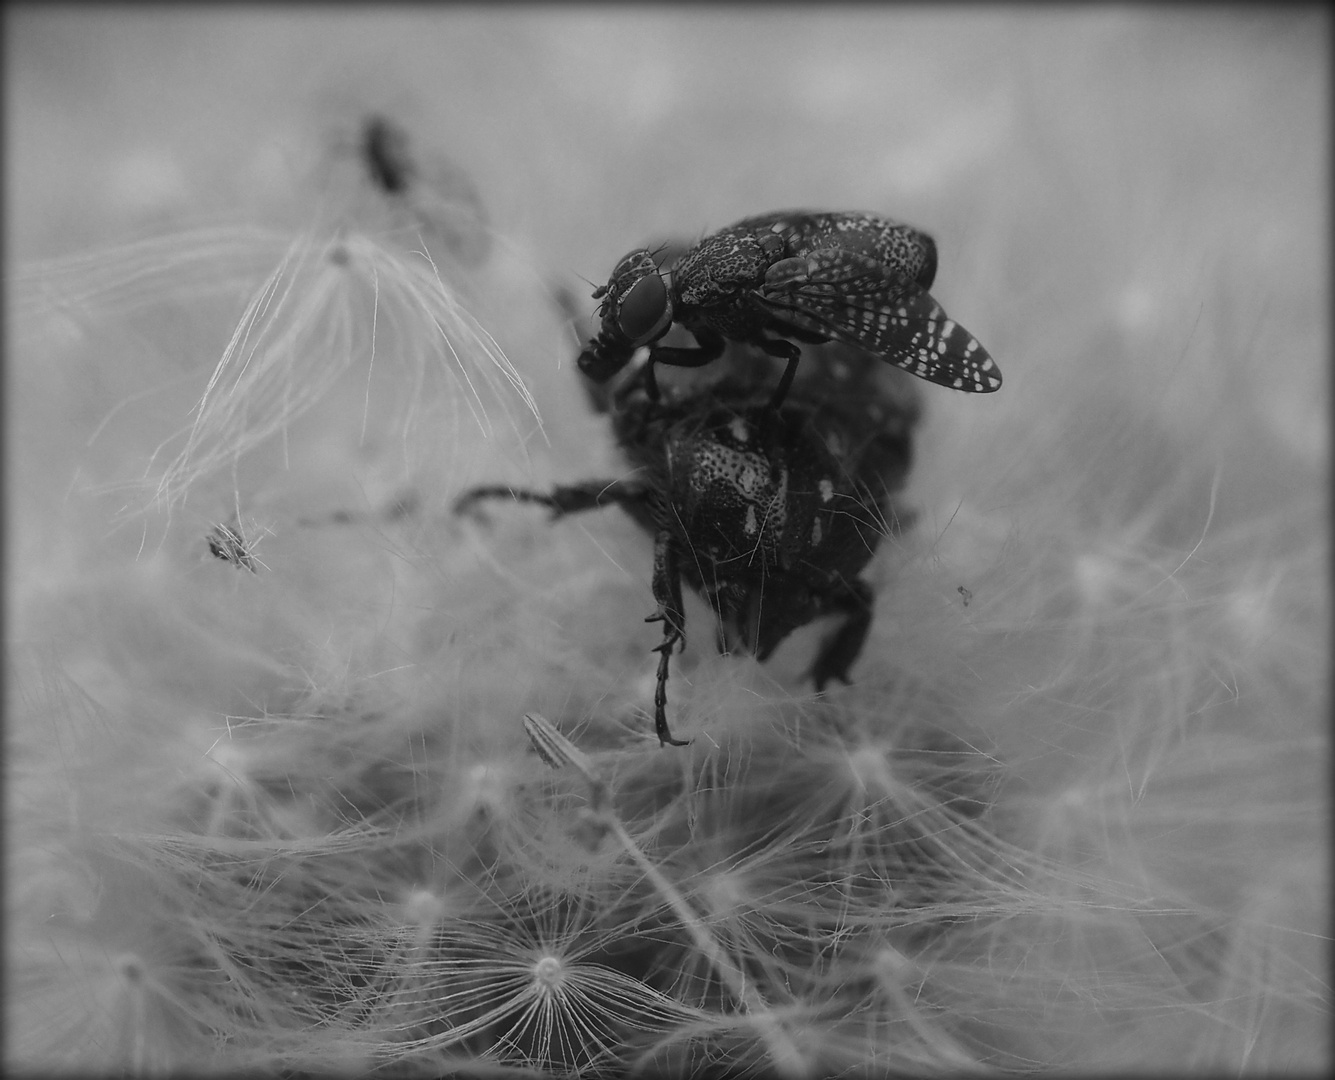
[457, 210, 1001, 746]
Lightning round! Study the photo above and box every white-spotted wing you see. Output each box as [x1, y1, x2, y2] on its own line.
[749, 244, 1001, 393]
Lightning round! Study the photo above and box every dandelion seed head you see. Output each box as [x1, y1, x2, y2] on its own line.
[402, 886, 446, 930]
[1115, 279, 1161, 336]
[460, 759, 517, 816]
[107, 146, 189, 218]
[699, 867, 751, 913]
[28, 306, 88, 351]
[843, 742, 907, 801]
[872, 944, 919, 984]
[1032, 780, 1105, 856]
[532, 954, 565, 994]
[18, 847, 103, 925]
[204, 736, 252, 780]
[1225, 574, 1281, 649]
[1073, 549, 1122, 609]
[114, 951, 147, 985]
[924, 498, 1013, 575]
[1053, 783, 1093, 814]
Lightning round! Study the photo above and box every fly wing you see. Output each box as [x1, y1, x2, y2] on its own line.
[727, 209, 823, 238]
[729, 211, 937, 288]
[751, 247, 1002, 393]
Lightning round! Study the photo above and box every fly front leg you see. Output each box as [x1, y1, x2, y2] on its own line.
[808, 578, 875, 690]
[454, 479, 650, 520]
[641, 326, 727, 402]
[644, 530, 691, 746]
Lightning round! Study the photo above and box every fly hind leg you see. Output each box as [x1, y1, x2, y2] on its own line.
[644, 530, 691, 746]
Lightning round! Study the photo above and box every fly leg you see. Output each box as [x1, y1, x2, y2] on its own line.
[644, 530, 691, 746]
[753, 322, 829, 410]
[454, 479, 649, 520]
[808, 578, 875, 690]
[754, 337, 803, 411]
[612, 326, 729, 435]
[642, 326, 727, 402]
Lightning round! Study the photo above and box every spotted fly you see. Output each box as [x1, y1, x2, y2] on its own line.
[578, 210, 1001, 409]
[456, 341, 921, 747]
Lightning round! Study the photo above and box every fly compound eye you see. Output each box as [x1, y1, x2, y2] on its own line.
[615, 271, 672, 345]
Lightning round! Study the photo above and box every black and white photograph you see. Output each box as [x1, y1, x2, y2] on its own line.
[5, 7, 1328, 1075]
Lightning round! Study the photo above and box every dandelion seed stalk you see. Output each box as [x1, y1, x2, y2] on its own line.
[523, 713, 809, 1078]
